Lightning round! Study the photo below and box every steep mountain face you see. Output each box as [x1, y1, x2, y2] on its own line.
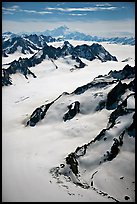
[24, 34, 56, 47]
[90, 43, 117, 62]
[2, 69, 12, 86]
[2, 41, 117, 86]
[2, 57, 37, 86]
[108, 64, 135, 80]
[2, 32, 18, 41]
[2, 34, 56, 57]
[2, 36, 40, 56]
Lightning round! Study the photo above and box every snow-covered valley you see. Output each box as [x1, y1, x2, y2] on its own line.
[2, 40, 135, 202]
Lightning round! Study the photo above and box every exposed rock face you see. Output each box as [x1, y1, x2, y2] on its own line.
[5, 57, 37, 80]
[2, 41, 118, 86]
[73, 44, 95, 61]
[106, 81, 127, 109]
[128, 79, 135, 92]
[72, 43, 117, 62]
[90, 43, 117, 62]
[73, 65, 134, 96]
[3, 36, 39, 55]
[127, 113, 135, 137]
[106, 138, 120, 161]
[109, 64, 135, 80]
[73, 80, 117, 95]
[2, 69, 12, 86]
[26, 102, 54, 127]
[66, 153, 78, 175]
[108, 99, 130, 127]
[61, 41, 74, 56]
[2, 34, 56, 56]
[72, 56, 86, 68]
[24, 34, 56, 47]
[63, 101, 80, 122]
[26, 94, 63, 126]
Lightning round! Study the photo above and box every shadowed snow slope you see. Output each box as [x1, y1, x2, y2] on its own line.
[2, 40, 135, 202]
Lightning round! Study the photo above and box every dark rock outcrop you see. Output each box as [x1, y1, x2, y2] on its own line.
[5, 57, 37, 80]
[2, 69, 12, 86]
[73, 80, 117, 95]
[26, 102, 54, 127]
[90, 43, 117, 62]
[3, 36, 39, 55]
[128, 79, 135, 92]
[24, 34, 56, 47]
[66, 153, 78, 175]
[26, 94, 63, 126]
[108, 64, 135, 80]
[73, 56, 86, 68]
[106, 81, 127, 109]
[108, 95, 134, 127]
[73, 44, 95, 61]
[127, 113, 135, 137]
[63, 101, 80, 122]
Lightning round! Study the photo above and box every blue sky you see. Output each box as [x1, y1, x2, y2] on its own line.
[2, 2, 135, 37]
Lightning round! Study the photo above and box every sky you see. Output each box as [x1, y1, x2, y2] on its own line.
[2, 2, 135, 37]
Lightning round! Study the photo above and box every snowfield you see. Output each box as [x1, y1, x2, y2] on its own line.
[2, 41, 135, 202]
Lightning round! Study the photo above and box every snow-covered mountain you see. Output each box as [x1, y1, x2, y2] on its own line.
[2, 36, 40, 56]
[24, 34, 56, 46]
[2, 33, 56, 57]
[2, 41, 118, 86]
[2, 31, 18, 41]
[2, 39, 135, 202]
[41, 25, 69, 37]
[2, 30, 135, 59]
[25, 64, 135, 202]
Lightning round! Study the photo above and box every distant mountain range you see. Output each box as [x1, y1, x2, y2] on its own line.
[3, 26, 135, 47]
[40, 26, 135, 45]
[42, 26, 135, 45]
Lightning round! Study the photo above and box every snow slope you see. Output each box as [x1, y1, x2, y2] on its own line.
[2, 41, 135, 202]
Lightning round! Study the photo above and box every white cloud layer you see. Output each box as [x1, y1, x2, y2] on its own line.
[2, 6, 52, 15]
[68, 13, 87, 16]
[19, 9, 52, 14]
[45, 6, 117, 12]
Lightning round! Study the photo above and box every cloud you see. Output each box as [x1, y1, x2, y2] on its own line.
[19, 9, 52, 14]
[12, 5, 20, 9]
[95, 3, 112, 7]
[68, 13, 87, 16]
[2, 6, 52, 15]
[45, 6, 117, 12]
[2, 5, 19, 12]
[3, 11, 14, 15]
[38, 11, 52, 15]
[57, 2, 65, 6]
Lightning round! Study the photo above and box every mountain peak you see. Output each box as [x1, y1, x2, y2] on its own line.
[56, 25, 69, 30]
